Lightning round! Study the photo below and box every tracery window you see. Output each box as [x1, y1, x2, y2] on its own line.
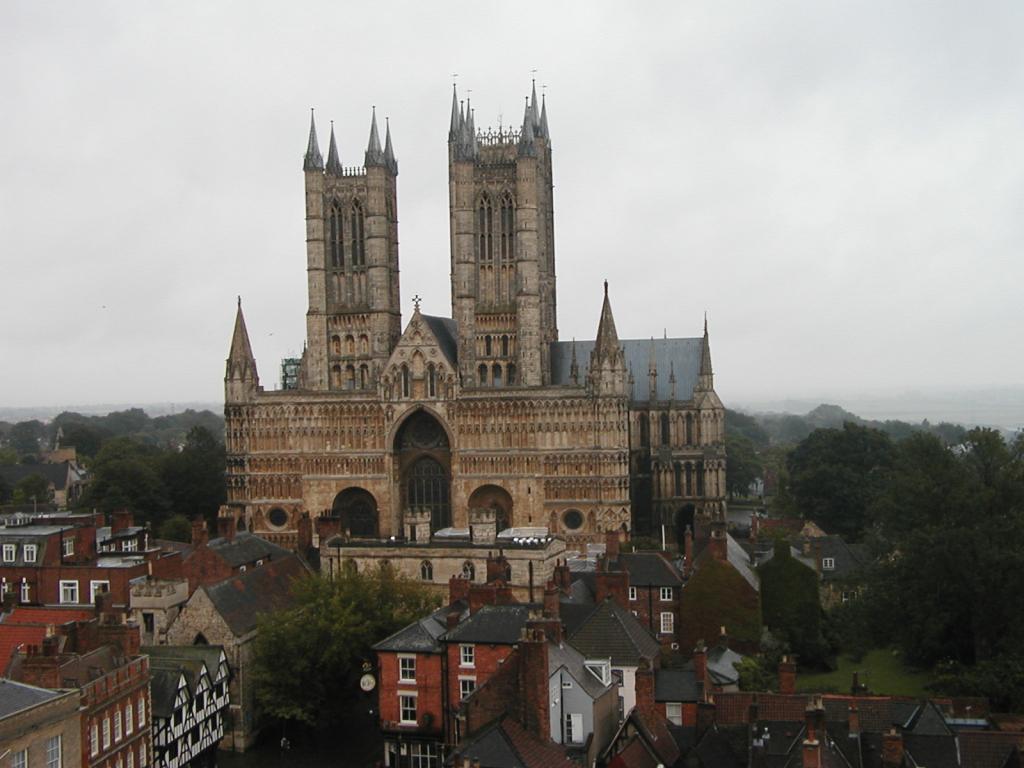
[407, 457, 450, 531]
[328, 202, 344, 268]
[427, 364, 436, 397]
[420, 560, 433, 581]
[477, 195, 493, 262]
[499, 191, 514, 264]
[401, 365, 410, 398]
[350, 199, 366, 267]
[462, 561, 475, 580]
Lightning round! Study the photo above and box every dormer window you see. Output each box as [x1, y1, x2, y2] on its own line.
[2, 544, 15, 563]
[63, 537, 74, 557]
[23, 544, 37, 563]
[822, 557, 835, 571]
[584, 660, 611, 686]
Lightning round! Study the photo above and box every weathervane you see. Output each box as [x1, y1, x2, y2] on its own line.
[412, 294, 422, 311]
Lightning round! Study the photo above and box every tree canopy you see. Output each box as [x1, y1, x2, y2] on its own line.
[251, 566, 439, 728]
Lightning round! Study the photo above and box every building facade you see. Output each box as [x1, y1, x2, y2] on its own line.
[222, 84, 726, 551]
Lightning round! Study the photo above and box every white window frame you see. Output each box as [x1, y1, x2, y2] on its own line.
[398, 654, 417, 683]
[2, 544, 15, 563]
[459, 644, 475, 668]
[564, 712, 584, 744]
[139, 741, 147, 767]
[123, 538, 138, 552]
[23, 543, 37, 563]
[103, 715, 111, 748]
[20, 578, 29, 603]
[90, 580, 110, 604]
[628, 586, 637, 601]
[127, 749, 135, 768]
[12, 749, 27, 768]
[660, 611, 674, 634]
[63, 537, 74, 557]
[90, 723, 99, 755]
[459, 676, 476, 700]
[59, 580, 79, 604]
[666, 702, 683, 726]
[138, 696, 146, 726]
[399, 692, 418, 724]
[660, 586, 673, 601]
[125, 701, 133, 734]
[45, 735, 61, 768]
[822, 557, 835, 571]
[114, 709, 122, 741]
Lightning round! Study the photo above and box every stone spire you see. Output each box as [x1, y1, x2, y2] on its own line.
[539, 93, 550, 139]
[530, 80, 539, 127]
[383, 117, 398, 175]
[588, 281, 628, 396]
[365, 107, 385, 167]
[518, 97, 536, 157]
[226, 298, 259, 402]
[698, 313, 714, 391]
[303, 109, 323, 172]
[326, 121, 342, 175]
[449, 83, 461, 142]
[570, 338, 579, 385]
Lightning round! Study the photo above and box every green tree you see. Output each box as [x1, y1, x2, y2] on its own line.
[13, 473, 51, 505]
[76, 438, 170, 527]
[787, 423, 894, 539]
[726, 433, 762, 498]
[8, 420, 45, 456]
[157, 514, 193, 542]
[159, 426, 225, 523]
[252, 566, 439, 727]
[0, 447, 19, 465]
[725, 409, 770, 448]
[758, 540, 828, 666]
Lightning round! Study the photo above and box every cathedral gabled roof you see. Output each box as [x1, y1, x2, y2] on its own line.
[421, 315, 459, 365]
[551, 336, 704, 402]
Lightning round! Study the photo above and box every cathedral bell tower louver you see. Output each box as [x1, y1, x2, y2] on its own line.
[448, 82, 558, 389]
[302, 107, 402, 392]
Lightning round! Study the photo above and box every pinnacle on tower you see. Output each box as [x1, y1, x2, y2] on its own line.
[449, 83, 461, 142]
[530, 80, 539, 125]
[570, 338, 579, 385]
[588, 281, 627, 396]
[303, 109, 324, 172]
[518, 97, 536, 157]
[384, 118, 398, 175]
[698, 313, 715, 390]
[539, 93, 550, 140]
[326, 121, 342, 175]
[365, 107, 385, 167]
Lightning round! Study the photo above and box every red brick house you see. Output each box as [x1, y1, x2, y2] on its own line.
[179, 518, 294, 595]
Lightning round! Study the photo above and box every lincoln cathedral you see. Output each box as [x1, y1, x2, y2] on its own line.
[222, 83, 726, 551]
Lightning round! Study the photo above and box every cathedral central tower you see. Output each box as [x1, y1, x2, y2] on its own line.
[448, 84, 558, 388]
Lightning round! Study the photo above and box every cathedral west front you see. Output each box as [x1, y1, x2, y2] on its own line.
[222, 83, 726, 551]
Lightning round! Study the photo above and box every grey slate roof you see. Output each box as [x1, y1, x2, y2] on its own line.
[374, 604, 457, 653]
[550, 337, 703, 401]
[456, 718, 528, 768]
[567, 598, 661, 667]
[421, 315, 459, 367]
[204, 532, 291, 568]
[0, 677, 61, 718]
[202, 556, 305, 636]
[655, 665, 700, 702]
[707, 644, 745, 685]
[148, 666, 181, 719]
[814, 535, 865, 582]
[618, 552, 683, 587]
[548, 641, 613, 699]
[0, 462, 77, 491]
[443, 605, 533, 644]
[727, 535, 760, 591]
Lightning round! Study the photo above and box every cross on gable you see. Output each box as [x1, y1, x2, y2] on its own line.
[412, 294, 422, 311]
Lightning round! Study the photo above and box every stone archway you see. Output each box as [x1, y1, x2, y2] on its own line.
[394, 410, 452, 532]
[468, 484, 514, 532]
[332, 487, 379, 538]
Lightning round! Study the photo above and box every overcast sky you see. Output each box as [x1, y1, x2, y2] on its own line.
[1, 1, 1022, 411]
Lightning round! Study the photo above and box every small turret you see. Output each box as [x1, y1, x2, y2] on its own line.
[539, 93, 550, 140]
[588, 281, 628, 396]
[303, 110, 323, 172]
[448, 83, 461, 142]
[326, 121, 342, 175]
[225, 298, 260, 403]
[365, 107, 385, 167]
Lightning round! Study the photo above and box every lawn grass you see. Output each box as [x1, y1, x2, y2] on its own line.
[796, 648, 934, 698]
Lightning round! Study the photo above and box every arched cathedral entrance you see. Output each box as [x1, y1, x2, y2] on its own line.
[468, 484, 513, 532]
[395, 410, 452, 533]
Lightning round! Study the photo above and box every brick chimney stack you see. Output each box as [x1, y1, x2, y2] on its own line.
[543, 580, 560, 620]
[594, 562, 629, 608]
[778, 655, 797, 695]
[634, 656, 658, 723]
[605, 529, 621, 561]
[111, 509, 133, 534]
[216, 515, 236, 542]
[191, 517, 208, 548]
[486, 552, 512, 584]
[296, 512, 312, 552]
[516, 627, 550, 738]
[882, 729, 904, 768]
[449, 576, 470, 606]
[693, 641, 708, 692]
[315, 515, 342, 544]
[848, 703, 860, 737]
[802, 696, 826, 768]
[696, 694, 716, 739]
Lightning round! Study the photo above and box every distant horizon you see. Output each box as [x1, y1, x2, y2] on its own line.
[3, 384, 1021, 432]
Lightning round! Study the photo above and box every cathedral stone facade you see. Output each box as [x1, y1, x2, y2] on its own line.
[222, 84, 726, 550]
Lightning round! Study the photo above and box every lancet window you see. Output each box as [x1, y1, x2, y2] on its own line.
[328, 202, 344, 268]
[499, 192, 514, 264]
[350, 199, 365, 267]
[477, 195, 493, 263]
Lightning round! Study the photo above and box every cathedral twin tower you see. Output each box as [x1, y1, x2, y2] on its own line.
[223, 83, 726, 551]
